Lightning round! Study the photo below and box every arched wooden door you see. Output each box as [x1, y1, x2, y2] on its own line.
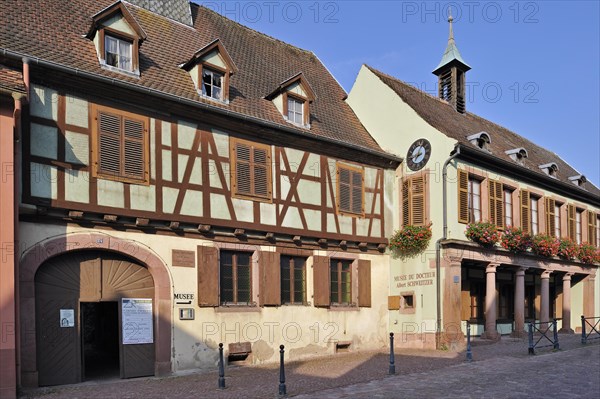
[35, 251, 155, 386]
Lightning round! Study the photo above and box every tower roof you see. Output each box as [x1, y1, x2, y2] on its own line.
[432, 14, 471, 75]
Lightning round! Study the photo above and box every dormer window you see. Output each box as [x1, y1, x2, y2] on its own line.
[202, 67, 224, 100]
[86, 2, 146, 76]
[505, 148, 528, 165]
[539, 163, 559, 178]
[266, 72, 315, 129]
[287, 95, 305, 125]
[568, 175, 587, 188]
[182, 39, 237, 104]
[105, 35, 133, 71]
[466, 132, 491, 151]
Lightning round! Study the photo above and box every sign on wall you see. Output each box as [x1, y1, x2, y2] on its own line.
[121, 298, 154, 345]
[59, 309, 74, 327]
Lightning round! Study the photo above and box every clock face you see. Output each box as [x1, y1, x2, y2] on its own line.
[406, 139, 432, 171]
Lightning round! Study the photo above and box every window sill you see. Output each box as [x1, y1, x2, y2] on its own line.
[215, 305, 261, 313]
[283, 117, 310, 130]
[328, 305, 359, 312]
[99, 61, 140, 78]
[197, 92, 229, 105]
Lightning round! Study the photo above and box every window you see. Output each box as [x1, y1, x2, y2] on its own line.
[401, 293, 414, 308]
[337, 163, 364, 216]
[575, 210, 582, 244]
[402, 175, 427, 226]
[457, 170, 481, 224]
[91, 104, 148, 184]
[469, 179, 481, 223]
[202, 67, 224, 100]
[504, 189, 513, 227]
[555, 203, 562, 238]
[105, 35, 132, 71]
[220, 251, 252, 305]
[330, 259, 352, 305]
[531, 197, 539, 235]
[281, 256, 306, 305]
[287, 96, 305, 125]
[230, 138, 272, 201]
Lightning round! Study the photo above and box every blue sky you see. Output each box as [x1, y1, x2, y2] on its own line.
[197, 1, 600, 186]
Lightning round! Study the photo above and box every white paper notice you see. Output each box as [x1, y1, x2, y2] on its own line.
[60, 309, 75, 327]
[121, 298, 153, 345]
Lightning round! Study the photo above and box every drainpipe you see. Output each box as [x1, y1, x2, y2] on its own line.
[435, 144, 460, 348]
[14, 57, 29, 386]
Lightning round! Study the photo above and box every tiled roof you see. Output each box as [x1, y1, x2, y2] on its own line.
[0, 0, 388, 158]
[366, 65, 600, 197]
[0, 65, 25, 93]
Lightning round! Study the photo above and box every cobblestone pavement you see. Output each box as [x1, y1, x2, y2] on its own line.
[19, 335, 599, 398]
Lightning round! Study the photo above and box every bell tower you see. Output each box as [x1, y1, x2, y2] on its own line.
[432, 12, 471, 113]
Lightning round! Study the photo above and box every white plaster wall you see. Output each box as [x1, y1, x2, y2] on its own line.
[104, 14, 135, 36]
[30, 85, 58, 121]
[19, 223, 391, 372]
[30, 123, 57, 160]
[65, 94, 89, 128]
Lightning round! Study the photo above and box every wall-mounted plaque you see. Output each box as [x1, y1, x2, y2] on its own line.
[172, 250, 195, 267]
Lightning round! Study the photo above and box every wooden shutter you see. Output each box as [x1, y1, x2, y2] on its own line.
[587, 211, 596, 245]
[457, 169, 469, 224]
[402, 179, 410, 227]
[252, 146, 270, 197]
[568, 204, 576, 240]
[98, 111, 122, 177]
[337, 165, 364, 215]
[197, 246, 219, 307]
[258, 251, 281, 306]
[357, 259, 371, 307]
[411, 175, 426, 226]
[402, 176, 426, 226]
[388, 296, 400, 310]
[520, 189, 530, 233]
[123, 117, 145, 179]
[312, 255, 330, 307]
[232, 139, 272, 199]
[488, 180, 504, 228]
[545, 198, 556, 236]
[351, 169, 364, 214]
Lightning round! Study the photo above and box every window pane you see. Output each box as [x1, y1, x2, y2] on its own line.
[330, 262, 338, 303]
[281, 256, 291, 304]
[118, 40, 132, 70]
[202, 70, 212, 97]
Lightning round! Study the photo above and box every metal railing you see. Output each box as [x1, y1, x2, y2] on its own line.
[528, 319, 559, 355]
[581, 315, 600, 344]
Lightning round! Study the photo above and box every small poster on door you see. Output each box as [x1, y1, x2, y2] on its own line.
[60, 309, 75, 327]
[121, 298, 153, 345]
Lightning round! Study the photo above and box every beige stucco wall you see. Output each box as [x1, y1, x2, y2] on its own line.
[19, 223, 391, 371]
[347, 65, 600, 346]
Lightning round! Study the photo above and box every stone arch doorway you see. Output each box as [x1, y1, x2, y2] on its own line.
[20, 233, 172, 387]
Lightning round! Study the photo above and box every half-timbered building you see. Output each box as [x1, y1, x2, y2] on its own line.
[347, 16, 600, 349]
[0, 0, 400, 393]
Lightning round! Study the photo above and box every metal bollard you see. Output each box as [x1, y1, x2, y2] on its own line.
[466, 322, 473, 362]
[553, 319, 559, 350]
[581, 315, 587, 345]
[389, 332, 395, 375]
[528, 323, 535, 355]
[218, 343, 225, 389]
[279, 345, 287, 396]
